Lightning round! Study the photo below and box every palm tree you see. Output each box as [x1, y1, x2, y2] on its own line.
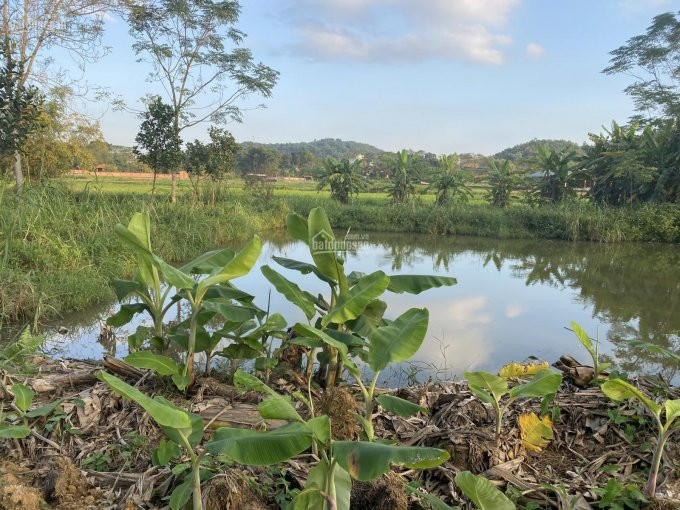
[428, 153, 473, 205]
[316, 157, 365, 203]
[386, 149, 415, 203]
[486, 159, 522, 208]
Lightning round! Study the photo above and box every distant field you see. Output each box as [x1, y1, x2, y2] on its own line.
[58, 173, 489, 204]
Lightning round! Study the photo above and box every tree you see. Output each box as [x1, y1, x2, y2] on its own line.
[0, 44, 43, 195]
[316, 157, 365, 203]
[532, 145, 582, 203]
[185, 127, 239, 205]
[583, 121, 665, 206]
[133, 97, 183, 197]
[237, 146, 281, 177]
[126, 0, 279, 202]
[603, 12, 680, 123]
[21, 94, 101, 180]
[642, 119, 680, 203]
[1, 0, 109, 90]
[290, 149, 317, 174]
[493, 139, 581, 165]
[486, 159, 522, 208]
[1, 0, 111, 192]
[387, 149, 416, 203]
[428, 153, 473, 205]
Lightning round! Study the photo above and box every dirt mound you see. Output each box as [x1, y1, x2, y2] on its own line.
[204, 472, 268, 510]
[351, 471, 407, 510]
[317, 386, 359, 440]
[42, 456, 91, 507]
[0, 467, 42, 510]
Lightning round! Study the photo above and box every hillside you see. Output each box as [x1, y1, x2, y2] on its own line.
[493, 139, 583, 162]
[240, 138, 384, 159]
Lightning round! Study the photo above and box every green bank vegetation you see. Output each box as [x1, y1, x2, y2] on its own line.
[0, 185, 288, 323]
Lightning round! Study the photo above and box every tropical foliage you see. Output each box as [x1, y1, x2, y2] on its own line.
[428, 153, 473, 205]
[486, 159, 523, 208]
[387, 149, 416, 203]
[316, 157, 365, 203]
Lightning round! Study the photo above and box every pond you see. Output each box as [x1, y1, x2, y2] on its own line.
[40, 231, 680, 386]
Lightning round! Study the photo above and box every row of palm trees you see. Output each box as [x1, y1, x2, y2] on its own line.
[317, 119, 680, 208]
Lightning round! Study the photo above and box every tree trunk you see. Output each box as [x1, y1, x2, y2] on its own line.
[151, 170, 158, 199]
[14, 150, 24, 196]
[171, 171, 177, 203]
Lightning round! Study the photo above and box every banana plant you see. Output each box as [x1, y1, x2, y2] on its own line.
[110, 212, 264, 389]
[99, 371, 206, 510]
[570, 321, 611, 381]
[164, 235, 263, 385]
[464, 369, 563, 444]
[455, 471, 516, 510]
[0, 384, 62, 439]
[262, 207, 456, 391]
[107, 212, 178, 350]
[601, 378, 680, 498]
[215, 312, 288, 383]
[288, 306, 431, 441]
[205, 370, 450, 510]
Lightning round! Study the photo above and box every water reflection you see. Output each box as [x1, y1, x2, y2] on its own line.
[37, 232, 680, 386]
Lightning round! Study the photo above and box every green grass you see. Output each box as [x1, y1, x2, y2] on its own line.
[1, 183, 289, 323]
[282, 194, 680, 243]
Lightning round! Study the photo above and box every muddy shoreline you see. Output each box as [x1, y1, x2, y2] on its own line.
[1, 356, 678, 509]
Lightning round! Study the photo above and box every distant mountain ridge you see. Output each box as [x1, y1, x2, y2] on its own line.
[240, 138, 384, 159]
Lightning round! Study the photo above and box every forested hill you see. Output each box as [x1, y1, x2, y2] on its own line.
[240, 138, 384, 159]
[493, 139, 582, 162]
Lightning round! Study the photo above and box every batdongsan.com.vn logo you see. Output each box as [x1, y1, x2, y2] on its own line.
[310, 229, 369, 254]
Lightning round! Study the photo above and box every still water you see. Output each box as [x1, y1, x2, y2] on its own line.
[42, 232, 680, 386]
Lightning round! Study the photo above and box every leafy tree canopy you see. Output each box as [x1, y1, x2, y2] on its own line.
[126, 0, 278, 132]
[241, 138, 383, 160]
[133, 96, 183, 175]
[603, 11, 680, 123]
[493, 139, 582, 165]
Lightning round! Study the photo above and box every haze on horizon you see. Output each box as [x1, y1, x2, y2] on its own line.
[66, 0, 680, 155]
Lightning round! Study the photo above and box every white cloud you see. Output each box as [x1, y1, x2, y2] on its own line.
[282, 0, 521, 64]
[525, 42, 546, 59]
[446, 296, 493, 327]
[505, 303, 526, 319]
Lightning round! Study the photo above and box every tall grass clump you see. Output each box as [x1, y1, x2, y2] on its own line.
[0, 184, 289, 323]
[282, 193, 680, 243]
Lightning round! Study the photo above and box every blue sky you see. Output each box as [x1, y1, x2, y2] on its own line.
[72, 0, 679, 154]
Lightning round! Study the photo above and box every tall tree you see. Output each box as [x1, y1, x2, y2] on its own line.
[133, 96, 183, 197]
[603, 12, 680, 123]
[126, 0, 279, 201]
[0, 44, 43, 195]
[1, 0, 109, 192]
[1, 0, 109, 89]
